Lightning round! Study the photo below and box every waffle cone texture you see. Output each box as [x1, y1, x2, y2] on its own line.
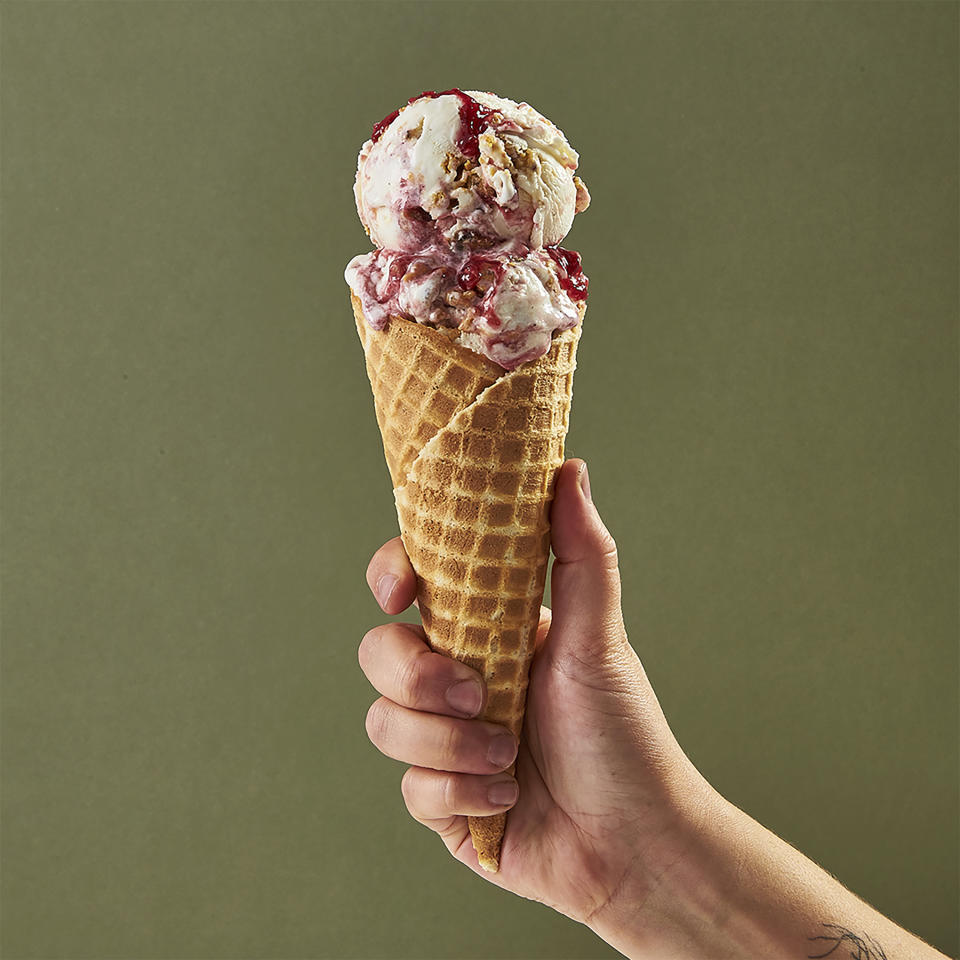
[352, 292, 582, 871]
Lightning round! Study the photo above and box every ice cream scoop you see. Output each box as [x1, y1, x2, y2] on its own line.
[345, 245, 587, 371]
[346, 88, 590, 371]
[354, 89, 590, 253]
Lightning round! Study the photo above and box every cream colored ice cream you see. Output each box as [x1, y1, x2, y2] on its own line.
[354, 89, 590, 253]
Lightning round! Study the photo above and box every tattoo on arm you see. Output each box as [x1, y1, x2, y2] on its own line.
[808, 923, 889, 960]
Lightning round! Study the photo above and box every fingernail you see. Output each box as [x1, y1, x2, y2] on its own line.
[578, 462, 592, 502]
[488, 779, 519, 806]
[375, 574, 398, 609]
[488, 734, 518, 769]
[445, 679, 483, 717]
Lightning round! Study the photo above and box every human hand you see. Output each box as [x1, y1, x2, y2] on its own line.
[359, 459, 712, 930]
[360, 460, 952, 960]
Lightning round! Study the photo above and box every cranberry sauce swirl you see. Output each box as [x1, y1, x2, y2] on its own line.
[371, 88, 495, 159]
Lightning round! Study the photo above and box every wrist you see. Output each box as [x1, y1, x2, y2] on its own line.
[584, 765, 772, 960]
[582, 761, 714, 957]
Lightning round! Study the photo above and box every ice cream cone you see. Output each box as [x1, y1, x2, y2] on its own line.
[352, 292, 582, 871]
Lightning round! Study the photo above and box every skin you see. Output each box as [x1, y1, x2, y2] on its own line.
[360, 459, 948, 959]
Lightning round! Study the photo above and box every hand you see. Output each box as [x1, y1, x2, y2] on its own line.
[359, 459, 711, 928]
[359, 460, 950, 960]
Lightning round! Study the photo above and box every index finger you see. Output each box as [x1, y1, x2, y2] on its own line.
[366, 536, 418, 614]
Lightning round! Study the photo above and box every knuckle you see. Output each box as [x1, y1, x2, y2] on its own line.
[395, 648, 429, 705]
[440, 773, 458, 813]
[431, 815, 461, 841]
[364, 698, 391, 747]
[400, 767, 419, 808]
[438, 721, 465, 769]
[598, 531, 619, 570]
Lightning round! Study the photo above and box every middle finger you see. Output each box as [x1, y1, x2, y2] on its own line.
[365, 697, 518, 774]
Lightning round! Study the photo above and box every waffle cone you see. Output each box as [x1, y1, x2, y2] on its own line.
[352, 292, 582, 872]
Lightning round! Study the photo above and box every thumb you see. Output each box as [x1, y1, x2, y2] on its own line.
[547, 459, 627, 661]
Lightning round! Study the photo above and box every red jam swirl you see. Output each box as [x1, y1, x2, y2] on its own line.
[380, 253, 415, 300]
[457, 255, 504, 292]
[371, 89, 494, 159]
[371, 108, 400, 143]
[545, 246, 589, 301]
[457, 255, 505, 329]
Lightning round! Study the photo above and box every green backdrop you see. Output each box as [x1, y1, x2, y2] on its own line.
[2, 2, 956, 958]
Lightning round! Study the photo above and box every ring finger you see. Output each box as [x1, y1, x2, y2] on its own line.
[365, 697, 518, 774]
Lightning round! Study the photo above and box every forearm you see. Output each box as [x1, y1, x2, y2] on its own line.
[588, 778, 947, 960]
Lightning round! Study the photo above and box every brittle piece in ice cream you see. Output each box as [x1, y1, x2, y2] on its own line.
[354, 89, 590, 252]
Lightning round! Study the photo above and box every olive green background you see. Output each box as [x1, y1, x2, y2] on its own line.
[1, 1, 956, 958]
